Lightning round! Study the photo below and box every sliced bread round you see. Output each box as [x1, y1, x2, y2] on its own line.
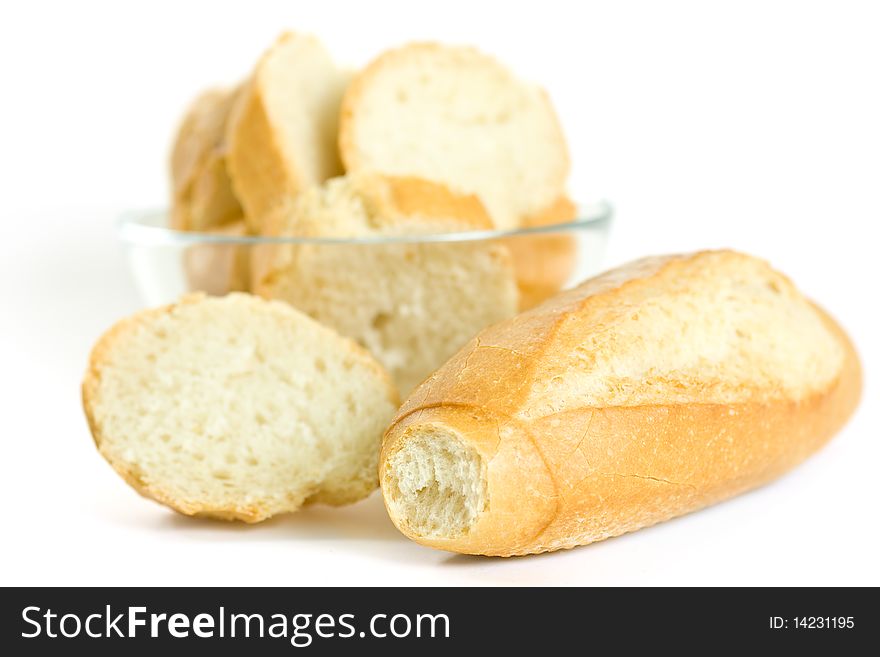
[253, 173, 520, 394]
[339, 43, 570, 230]
[82, 293, 399, 522]
[226, 33, 349, 233]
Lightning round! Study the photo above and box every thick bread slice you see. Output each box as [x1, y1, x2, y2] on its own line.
[254, 173, 519, 394]
[226, 33, 349, 233]
[339, 43, 570, 230]
[506, 196, 578, 310]
[170, 86, 243, 231]
[82, 293, 399, 522]
[380, 251, 862, 556]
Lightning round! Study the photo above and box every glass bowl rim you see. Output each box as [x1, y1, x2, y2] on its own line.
[118, 200, 613, 246]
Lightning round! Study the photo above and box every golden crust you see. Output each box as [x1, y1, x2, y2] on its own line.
[82, 293, 399, 523]
[380, 252, 862, 556]
[225, 68, 297, 233]
[381, 175, 493, 229]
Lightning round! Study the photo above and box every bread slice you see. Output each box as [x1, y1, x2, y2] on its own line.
[380, 251, 862, 555]
[339, 43, 570, 230]
[254, 173, 519, 394]
[82, 293, 399, 522]
[506, 196, 578, 310]
[183, 220, 250, 295]
[170, 86, 243, 231]
[226, 32, 349, 233]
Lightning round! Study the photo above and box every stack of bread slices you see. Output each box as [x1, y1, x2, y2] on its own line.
[170, 32, 576, 395]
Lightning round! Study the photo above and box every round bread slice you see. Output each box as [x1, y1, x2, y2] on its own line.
[253, 173, 520, 394]
[82, 293, 399, 522]
[226, 32, 350, 233]
[170, 86, 243, 231]
[339, 43, 570, 230]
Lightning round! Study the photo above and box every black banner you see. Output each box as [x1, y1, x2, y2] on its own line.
[1, 587, 873, 654]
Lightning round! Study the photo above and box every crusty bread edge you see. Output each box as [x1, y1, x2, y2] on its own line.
[378, 175, 495, 230]
[225, 67, 302, 234]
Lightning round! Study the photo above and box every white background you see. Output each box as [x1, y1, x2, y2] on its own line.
[1, 0, 877, 586]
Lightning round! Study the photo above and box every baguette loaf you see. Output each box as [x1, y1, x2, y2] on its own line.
[339, 43, 570, 230]
[379, 251, 862, 556]
[226, 33, 349, 233]
[170, 86, 243, 231]
[83, 293, 398, 522]
[254, 173, 519, 394]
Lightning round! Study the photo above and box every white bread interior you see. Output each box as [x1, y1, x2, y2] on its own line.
[82, 293, 399, 522]
[254, 173, 519, 394]
[339, 43, 570, 230]
[380, 251, 862, 555]
[226, 33, 349, 233]
[385, 426, 486, 539]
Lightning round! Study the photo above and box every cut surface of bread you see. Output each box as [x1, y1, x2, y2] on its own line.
[340, 43, 570, 230]
[170, 86, 243, 231]
[83, 293, 399, 522]
[226, 32, 349, 232]
[385, 426, 487, 539]
[254, 173, 519, 394]
[380, 251, 862, 555]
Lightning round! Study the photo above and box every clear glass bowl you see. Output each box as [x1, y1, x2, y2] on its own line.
[118, 201, 613, 393]
[119, 201, 612, 305]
